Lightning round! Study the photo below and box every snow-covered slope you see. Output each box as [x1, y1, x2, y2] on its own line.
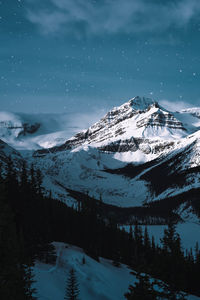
[30, 130, 200, 208]
[0, 111, 42, 150]
[1, 96, 200, 216]
[181, 107, 200, 118]
[0, 111, 95, 150]
[174, 108, 200, 134]
[0, 139, 23, 171]
[1, 96, 199, 154]
[31, 146, 149, 206]
[37, 96, 187, 157]
[33, 242, 199, 300]
[25, 96, 199, 209]
[33, 242, 135, 300]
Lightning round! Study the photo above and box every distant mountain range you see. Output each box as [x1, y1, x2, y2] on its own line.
[1, 96, 200, 224]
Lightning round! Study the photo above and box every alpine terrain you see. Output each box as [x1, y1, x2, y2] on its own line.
[1, 96, 200, 300]
[1, 96, 200, 223]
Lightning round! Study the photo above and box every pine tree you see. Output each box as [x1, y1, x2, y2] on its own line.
[160, 221, 185, 290]
[23, 265, 36, 299]
[158, 280, 187, 300]
[20, 161, 28, 191]
[65, 268, 80, 300]
[35, 169, 43, 196]
[36, 242, 56, 264]
[151, 236, 156, 253]
[144, 226, 151, 249]
[124, 273, 157, 300]
[133, 222, 143, 265]
[30, 163, 37, 193]
[161, 222, 182, 256]
[125, 273, 187, 300]
[0, 179, 36, 300]
[194, 242, 200, 264]
[134, 222, 143, 245]
[112, 249, 121, 267]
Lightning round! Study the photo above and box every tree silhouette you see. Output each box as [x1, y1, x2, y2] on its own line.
[124, 272, 157, 300]
[65, 268, 80, 300]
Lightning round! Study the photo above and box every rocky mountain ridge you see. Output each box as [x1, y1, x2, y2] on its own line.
[1, 96, 200, 223]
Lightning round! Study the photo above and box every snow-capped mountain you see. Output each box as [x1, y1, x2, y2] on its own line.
[0, 111, 98, 150]
[180, 107, 200, 118]
[0, 111, 41, 149]
[36, 96, 187, 156]
[1, 96, 200, 222]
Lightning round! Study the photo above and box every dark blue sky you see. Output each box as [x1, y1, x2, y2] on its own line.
[1, 0, 200, 114]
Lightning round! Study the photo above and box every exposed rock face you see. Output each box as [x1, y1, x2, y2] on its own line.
[136, 110, 185, 130]
[99, 137, 139, 153]
[35, 96, 186, 156]
[0, 119, 40, 138]
[1, 96, 200, 215]
[18, 123, 40, 136]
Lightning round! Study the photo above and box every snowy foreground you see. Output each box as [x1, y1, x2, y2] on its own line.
[33, 242, 199, 300]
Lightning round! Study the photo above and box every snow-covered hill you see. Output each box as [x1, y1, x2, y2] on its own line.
[33, 242, 200, 300]
[33, 242, 134, 300]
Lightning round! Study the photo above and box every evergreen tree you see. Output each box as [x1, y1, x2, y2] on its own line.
[144, 226, 151, 249]
[30, 163, 37, 193]
[158, 280, 187, 300]
[125, 273, 187, 300]
[2, 158, 200, 298]
[195, 242, 200, 264]
[159, 222, 185, 290]
[134, 223, 143, 246]
[124, 273, 157, 300]
[20, 161, 28, 191]
[36, 242, 56, 264]
[35, 169, 43, 196]
[0, 179, 36, 300]
[161, 222, 182, 256]
[65, 268, 80, 300]
[23, 265, 37, 299]
[151, 236, 156, 253]
[112, 249, 121, 267]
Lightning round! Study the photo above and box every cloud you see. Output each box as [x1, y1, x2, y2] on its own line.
[26, 0, 200, 36]
[160, 99, 191, 112]
[27, 10, 67, 35]
[66, 108, 107, 131]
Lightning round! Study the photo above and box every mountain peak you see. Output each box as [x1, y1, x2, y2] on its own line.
[34, 96, 187, 157]
[128, 96, 157, 111]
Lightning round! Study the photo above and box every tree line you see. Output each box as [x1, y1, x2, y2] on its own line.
[1, 158, 200, 298]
